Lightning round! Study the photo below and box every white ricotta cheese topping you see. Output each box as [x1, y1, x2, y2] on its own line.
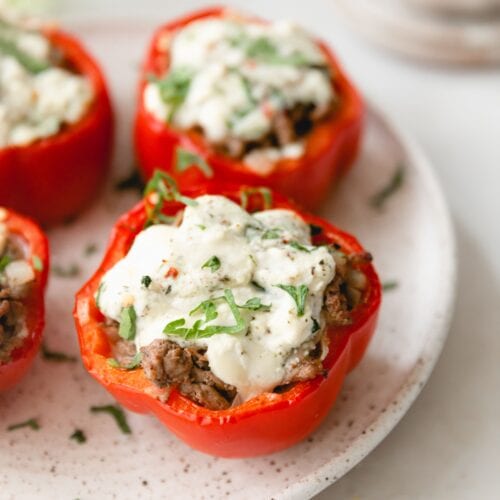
[143, 18, 334, 165]
[0, 18, 94, 148]
[97, 195, 335, 402]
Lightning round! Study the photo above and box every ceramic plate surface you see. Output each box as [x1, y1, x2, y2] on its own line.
[0, 14, 455, 500]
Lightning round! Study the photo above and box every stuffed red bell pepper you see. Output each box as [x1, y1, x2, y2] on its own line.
[0, 13, 113, 226]
[0, 207, 49, 391]
[74, 173, 381, 457]
[134, 6, 363, 210]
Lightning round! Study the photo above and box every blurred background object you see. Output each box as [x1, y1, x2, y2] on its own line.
[333, 0, 500, 64]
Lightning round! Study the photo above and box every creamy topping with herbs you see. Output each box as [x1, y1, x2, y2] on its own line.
[0, 17, 93, 148]
[144, 18, 334, 168]
[97, 195, 335, 402]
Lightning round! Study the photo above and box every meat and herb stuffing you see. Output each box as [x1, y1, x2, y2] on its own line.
[96, 194, 370, 410]
[0, 222, 36, 363]
[0, 13, 93, 147]
[143, 17, 337, 173]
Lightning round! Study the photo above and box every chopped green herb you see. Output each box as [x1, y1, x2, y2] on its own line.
[238, 297, 271, 312]
[41, 343, 77, 363]
[107, 352, 142, 371]
[197, 224, 206, 230]
[311, 317, 321, 334]
[240, 187, 273, 211]
[289, 241, 313, 253]
[382, 280, 399, 292]
[52, 263, 80, 278]
[7, 418, 40, 431]
[141, 275, 152, 288]
[190, 299, 219, 322]
[309, 224, 323, 237]
[370, 165, 405, 209]
[262, 228, 281, 239]
[0, 36, 50, 74]
[144, 170, 197, 227]
[275, 284, 309, 316]
[95, 283, 105, 309]
[202, 256, 221, 272]
[0, 254, 11, 272]
[152, 67, 192, 121]
[32, 255, 43, 271]
[175, 148, 213, 178]
[70, 429, 87, 444]
[118, 306, 137, 341]
[242, 36, 310, 66]
[164, 289, 245, 340]
[114, 169, 144, 193]
[90, 405, 131, 434]
[84, 243, 98, 256]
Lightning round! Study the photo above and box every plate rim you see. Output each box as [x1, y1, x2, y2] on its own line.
[280, 102, 457, 499]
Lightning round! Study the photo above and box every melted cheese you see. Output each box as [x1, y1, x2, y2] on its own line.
[97, 195, 335, 402]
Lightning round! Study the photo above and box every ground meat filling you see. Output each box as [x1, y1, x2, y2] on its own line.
[106, 247, 370, 410]
[0, 238, 30, 364]
[217, 99, 334, 160]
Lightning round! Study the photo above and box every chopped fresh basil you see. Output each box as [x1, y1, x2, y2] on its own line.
[262, 228, 281, 240]
[141, 275, 152, 288]
[382, 280, 399, 292]
[107, 352, 142, 371]
[0, 36, 50, 74]
[153, 67, 192, 121]
[90, 405, 131, 434]
[251, 280, 266, 292]
[41, 343, 77, 363]
[175, 148, 213, 178]
[289, 241, 313, 253]
[118, 306, 137, 341]
[190, 298, 219, 322]
[238, 297, 271, 312]
[32, 255, 43, 271]
[0, 254, 11, 272]
[7, 418, 40, 431]
[240, 187, 273, 211]
[275, 284, 309, 316]
[52, 263, 80, 278]
[70, 429, 87, 444]
[144, 170, 197, 227]
[370, 165, 405, 209]
[202, 256, 221, 272]
[164, 289, 245, 340]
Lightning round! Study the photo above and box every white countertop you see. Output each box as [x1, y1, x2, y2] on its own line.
[46, 0, 500, 497]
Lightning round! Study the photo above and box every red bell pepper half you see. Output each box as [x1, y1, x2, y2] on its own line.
[74, 182, 381, 457]
[0, 209, 49, 391]
[0, 28, 113, 226]
[134, 6, 363, 211]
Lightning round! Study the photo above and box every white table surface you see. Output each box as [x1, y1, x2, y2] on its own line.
[39, 0, 500, 498]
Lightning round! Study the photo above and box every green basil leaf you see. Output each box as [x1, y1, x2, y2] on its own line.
[90, 405, 131, 434]
[118, 306, 137, 341]
[202, 256, 221, 272]
[175, 148, 213, 178]
[275, 284, 309, 316]
[0, 255, 11, 272]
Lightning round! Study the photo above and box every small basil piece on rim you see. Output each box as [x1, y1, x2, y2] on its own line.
[70, 429, 87, 444]
[107, 352, 142, 371]
[382, 280, 399, 292]
[90, 405, 131, 434]
[32, 255, 43, 271]
[370, 164, 405, 210]
[275, 284, 309, 317]
[118, 306, 137, 341]
[41, 343, 77, 363]
[175, 148, 213, 178]
[202, 256, 221, 272]
[7, 418, 40, 431]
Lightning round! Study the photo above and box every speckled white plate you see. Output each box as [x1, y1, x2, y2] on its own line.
[0, 14, 455, 500]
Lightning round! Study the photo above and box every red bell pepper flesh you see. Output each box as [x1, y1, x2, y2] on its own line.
[134, 7, 363, 211]
[74, 183, 381, 457]
[0, 29, 113, 227]
[0, 210, 49, 391]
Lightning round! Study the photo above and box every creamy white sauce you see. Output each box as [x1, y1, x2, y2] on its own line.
[0, 18, 94, 148]
[98, 195, 335, 402]
[144, 18, 333, 165]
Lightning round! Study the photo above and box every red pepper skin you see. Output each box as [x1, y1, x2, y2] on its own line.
[0, 29, 113, 227]
[0, 209, 49, 391]
[74, 183, 381, 457]
[134, 7, 363, 211]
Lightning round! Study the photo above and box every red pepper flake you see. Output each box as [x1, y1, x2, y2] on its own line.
[165, 267, 179, 279]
